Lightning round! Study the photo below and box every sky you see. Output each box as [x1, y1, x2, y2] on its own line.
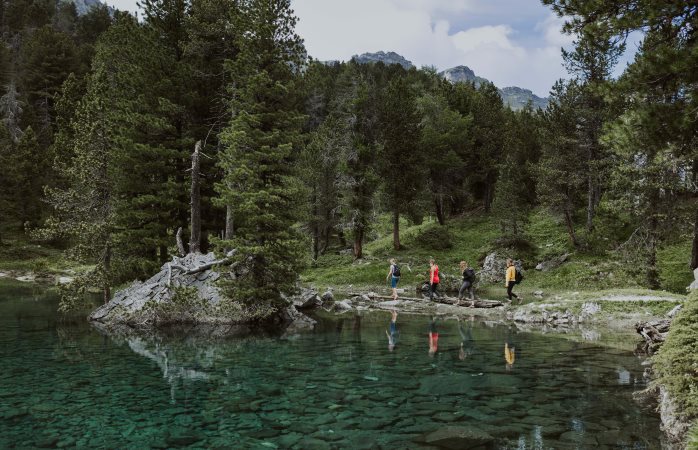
[105, 0, 639, 97]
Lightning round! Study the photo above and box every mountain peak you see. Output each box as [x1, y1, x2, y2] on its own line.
[439, 65, 489, 87]
[351, 51, 414, 69]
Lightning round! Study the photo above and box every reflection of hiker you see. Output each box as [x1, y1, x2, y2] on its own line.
[457, 316, 474, 360]
[428, 316, 439, 357]
[458, 261, 476, 303]
[385, 310, 399, 351]
[505, 259, 520, 302]
[429, 259, 440, 300]
[386, 258, 400, 301]
[504, 328, 516, 370]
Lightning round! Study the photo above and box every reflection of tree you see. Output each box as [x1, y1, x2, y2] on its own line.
[90, 322, 276, 403]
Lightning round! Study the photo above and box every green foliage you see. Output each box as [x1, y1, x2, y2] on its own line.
[653, 291, 698, 423]
[216, 0, 306, 311]
[143, 286, 211, 324]
[658, 241, 695, 294]
[414, 224, 453, 251]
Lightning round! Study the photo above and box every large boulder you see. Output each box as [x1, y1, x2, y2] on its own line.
[689, 267, 698, 291]
[480, 252, 522, 283]
[419, 426, 494, 449]
[89, 252, 314, 333]
[294, 288, 323, 310]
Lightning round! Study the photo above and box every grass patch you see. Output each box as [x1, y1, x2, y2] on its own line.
[653, 291, 698, 426]
[658, 240, 694, 294]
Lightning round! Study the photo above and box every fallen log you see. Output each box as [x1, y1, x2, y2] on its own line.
[635, 319, 671, 355]
[348, 293, 503, 308]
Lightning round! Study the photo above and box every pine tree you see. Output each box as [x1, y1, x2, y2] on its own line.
[378, 76, 424, 250]
[216, 0, 306, 311]
[41, 13, 190, 308]
[417, 90, 471, 225]
[537, 80, 585, 247]
[19, 24, 79, 141]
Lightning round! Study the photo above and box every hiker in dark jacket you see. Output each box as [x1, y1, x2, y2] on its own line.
[458, 261, 476, 303]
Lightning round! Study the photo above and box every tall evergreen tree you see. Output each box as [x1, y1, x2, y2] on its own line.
[216, 0, 306, 312]
[417, 91, 471, 225]
[537, 80, 585, 247]
[378, 76, 423, 250]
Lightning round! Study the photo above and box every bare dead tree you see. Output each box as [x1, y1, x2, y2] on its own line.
[189, 140, 202, 253]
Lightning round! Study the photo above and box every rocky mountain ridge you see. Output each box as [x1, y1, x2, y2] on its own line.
[350, 52, 548, 111]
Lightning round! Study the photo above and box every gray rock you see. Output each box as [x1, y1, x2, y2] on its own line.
[333, 300, 353, 313]
[321, 290, 334, 303]
[533, 290, 544, 298]
[581, 302, 601, 315]
[689, 267, 698, 291]
[481, 252, 522, 283]
[298, 291, 322, 310]
[536, 253, 569, 271]
[420, 426, 494, 449]
[667, 304, 682, 318]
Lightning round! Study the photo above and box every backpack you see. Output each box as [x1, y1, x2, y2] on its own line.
[464, 268, 475, 282]
[515, 268, 524, 284]
[392, 264, 401, 277]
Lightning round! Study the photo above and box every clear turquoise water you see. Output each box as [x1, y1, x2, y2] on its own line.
[0, 282, 663, 449]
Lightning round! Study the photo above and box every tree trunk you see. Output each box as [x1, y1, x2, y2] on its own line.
[353, 226, 363, 259]
[434, 196, 445, 226]
[311, 191, 319, 261]
[564, 209, 579, 247]
[337, 229, 347, 248]
[175, 227, 186, 256]
[484, 175, 494, 213]
[225, 205, 234, 240]
[103, 244, 111, 304]
[691, 159, 698, 270]
[691, 208, 698, 270]
[392, 210, 400, 251]
[586, 172, 595, 233]
[189, 140, 202, 253]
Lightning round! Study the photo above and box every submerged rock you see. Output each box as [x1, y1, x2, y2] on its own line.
[420, 426, 494, 449]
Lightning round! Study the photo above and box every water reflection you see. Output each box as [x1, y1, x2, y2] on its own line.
[0, 286, 665, 449]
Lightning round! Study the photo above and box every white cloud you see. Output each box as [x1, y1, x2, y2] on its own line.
[293, 0, 570, 96]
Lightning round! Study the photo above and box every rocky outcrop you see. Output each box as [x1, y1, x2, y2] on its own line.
[89, 252, 315, 333]
[439, 66, 489, 87]
[351, 51, 414, 69]
[659, 386, 693, 447]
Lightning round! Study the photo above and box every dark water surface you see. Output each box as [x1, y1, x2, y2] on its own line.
[0, 282, 663, 449]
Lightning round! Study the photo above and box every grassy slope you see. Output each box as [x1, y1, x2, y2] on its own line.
[302, 209, 694, 298]
[653, 291, 698, 446]
[0, 229, 89, 276]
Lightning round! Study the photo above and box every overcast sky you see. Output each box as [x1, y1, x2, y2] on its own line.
[105, 0, 637, 97]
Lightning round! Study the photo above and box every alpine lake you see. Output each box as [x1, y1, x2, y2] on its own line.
[0, 281, 664, 449]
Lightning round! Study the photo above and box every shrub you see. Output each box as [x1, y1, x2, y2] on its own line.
[414, 225, 452, 250]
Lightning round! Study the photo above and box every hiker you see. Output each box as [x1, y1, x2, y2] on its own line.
[428, 258, 440, 300]
[457, 316, 474, 360]
[386, 258, 400, 301]
[505, 258, 520, 302]
[458, 261, 476, 304]
[385, 310, 399, 351]
[428, 316, 439, 357]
